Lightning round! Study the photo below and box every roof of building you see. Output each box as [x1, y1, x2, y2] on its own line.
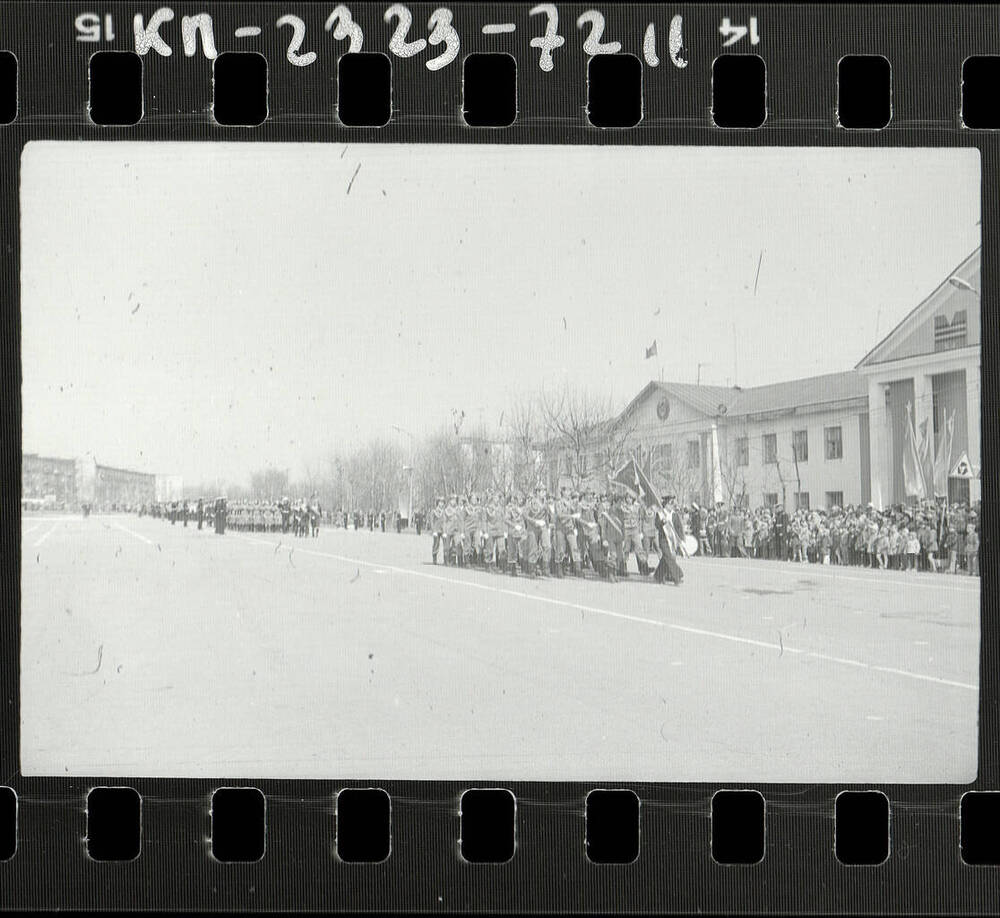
[856, 246, 981, 368]
[726, 370, 869, 416]
[621, 370, 868, 424]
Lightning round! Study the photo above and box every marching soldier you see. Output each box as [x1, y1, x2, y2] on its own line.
[577, 490, 603, 573]
[464, 493, 482, 566]
[553, 487, 581, 577]
[429, 497, 447, 564]
[597, 494, 622, 581]
[641, 500, 660, 568]
[653, 496, 684, 585]
[523, 487, 549, 578]
[309, 493, 321, 537]
[622, 493, 646, 576]
[484, 493, 506, 572]
[444, 494, 464, 566]
[505, 493, 527, 575]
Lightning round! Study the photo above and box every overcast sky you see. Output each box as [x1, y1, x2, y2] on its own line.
[20, 142, 980, 485]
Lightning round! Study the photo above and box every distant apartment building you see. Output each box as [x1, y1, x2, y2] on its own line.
[22, 453, 172, 508]
[21, 453, 78, 505]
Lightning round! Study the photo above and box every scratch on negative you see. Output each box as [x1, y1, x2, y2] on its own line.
[346, 162, 361, 195]
[72, 644, 103, 676]
[776, 631, 784, 657]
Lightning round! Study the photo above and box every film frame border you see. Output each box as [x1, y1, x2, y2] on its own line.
[0, 2, 996, 912]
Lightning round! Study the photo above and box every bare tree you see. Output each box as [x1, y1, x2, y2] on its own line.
[595, 411, 639, 490]
[647, 435, 703, 504]
[540, 383, 615, 491]
[718, 427, 750, 510]
[502, 393, 547, 495]
[249, 466, 289, 501]
[416, 427, 467, 504]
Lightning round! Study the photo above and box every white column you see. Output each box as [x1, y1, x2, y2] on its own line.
[867, 377, 890, 509]
[967, 360, 981, 502]
[912, 372, 934, 445]
[912, 372, 935, 498]
[710, 423, 724, 504]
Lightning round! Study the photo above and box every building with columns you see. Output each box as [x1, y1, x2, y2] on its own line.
[856, 246, 981, 508]
[553, 246, 980, 512]
[560, 371, 871, 511]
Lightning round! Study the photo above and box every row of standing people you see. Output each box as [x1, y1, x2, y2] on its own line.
[689, 500, 981, 575]
[143, 498, 322, 537]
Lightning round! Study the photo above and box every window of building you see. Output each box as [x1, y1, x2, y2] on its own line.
[794, 491, 810, 511]
[792, 429, 808, 463]
[933, 309, 967, 352]
[763, 433, 777, 464]
[824, 426, 843, 460]
[825, 491, 844, 510]
[650, 442, 672, 472]
[735, 436, 749, 467]
[764, 492, 779, 507]
[687, 440, 700, 469]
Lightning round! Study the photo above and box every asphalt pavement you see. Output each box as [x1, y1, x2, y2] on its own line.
[19, 513, 980, 782]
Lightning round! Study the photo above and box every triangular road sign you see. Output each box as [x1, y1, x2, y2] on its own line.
[950, 452, 974, 479]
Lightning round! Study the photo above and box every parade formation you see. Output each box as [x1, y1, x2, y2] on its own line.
[141, 496, 324, 537]
[106, 485, 983, 582]
[424, 486, 686, 584]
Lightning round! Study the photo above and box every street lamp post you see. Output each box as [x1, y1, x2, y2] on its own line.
[401, 464, 414, 522]
[391, 424, 416, 527]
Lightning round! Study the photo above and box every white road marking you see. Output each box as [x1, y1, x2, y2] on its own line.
[33, 524, 59, 547]
[22, 523, 42, 537]
[235, 535, 978, 692]
[111, 522, 154, 545]
[22, 515, 86, 523]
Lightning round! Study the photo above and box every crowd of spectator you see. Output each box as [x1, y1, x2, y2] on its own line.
[687, 498, 981, 575]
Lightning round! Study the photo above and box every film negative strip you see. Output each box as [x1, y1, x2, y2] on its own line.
[0, 1, 996, 913]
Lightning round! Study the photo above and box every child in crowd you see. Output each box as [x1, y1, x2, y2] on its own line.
[946, 527, 959, 573]
[904, 527, 920, 571]
[965, 524, 980, 576]
[876, 526, 889, 569]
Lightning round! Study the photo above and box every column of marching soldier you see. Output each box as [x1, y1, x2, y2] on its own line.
[426, 487, 685, 585]
[144, 497, 323, 537]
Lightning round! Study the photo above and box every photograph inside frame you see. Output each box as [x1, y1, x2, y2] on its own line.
[18, 141, 981, 783]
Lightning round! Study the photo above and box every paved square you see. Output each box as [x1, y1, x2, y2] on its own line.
[20, 514, 979, 781]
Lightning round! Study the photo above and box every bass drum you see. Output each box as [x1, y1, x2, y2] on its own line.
[683, 534, 699, 556]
